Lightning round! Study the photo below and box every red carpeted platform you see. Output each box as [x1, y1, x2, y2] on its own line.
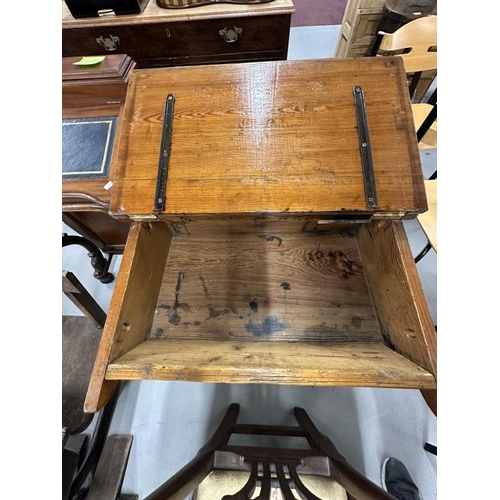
[291, 0, 347, 26]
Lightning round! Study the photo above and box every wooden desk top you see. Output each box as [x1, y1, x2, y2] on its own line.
[62, 0, 295, 28]
[109, 57, 427, 220]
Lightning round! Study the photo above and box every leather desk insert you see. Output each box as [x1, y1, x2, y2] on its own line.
[62, 117, 117, 180]
[62, 0, 294, 68]
[62, 55, 134, 254]
[85, 58, 436, 414]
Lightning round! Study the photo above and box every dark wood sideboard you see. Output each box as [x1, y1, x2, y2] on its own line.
[62, 0, 295, 68]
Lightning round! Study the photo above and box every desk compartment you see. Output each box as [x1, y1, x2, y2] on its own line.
[85, 218, 436, 412]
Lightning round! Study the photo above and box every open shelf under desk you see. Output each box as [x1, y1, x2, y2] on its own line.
[98, 221, 436, 391]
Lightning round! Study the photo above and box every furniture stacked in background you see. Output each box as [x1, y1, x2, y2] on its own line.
[62, 0, 295, 69]
[335, 0, 436, 103]
[370, 15, 437, 264]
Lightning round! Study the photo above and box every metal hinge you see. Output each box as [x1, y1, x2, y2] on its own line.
[371, 212, 406, 220]
[129, 214, 159, 222]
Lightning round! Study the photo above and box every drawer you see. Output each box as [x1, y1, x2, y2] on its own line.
[85, 218, 437, 412]
[62, 14, 290, 65]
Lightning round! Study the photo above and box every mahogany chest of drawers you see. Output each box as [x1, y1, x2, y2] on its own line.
[62, 0, 295, 68]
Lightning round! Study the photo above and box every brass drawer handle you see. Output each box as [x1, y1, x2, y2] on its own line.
[219, 27, 242, 43]
[96, 35, 120, 51]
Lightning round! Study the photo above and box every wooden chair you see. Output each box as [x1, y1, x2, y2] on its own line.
[371, 15, 437, 150]
[370, 15, 437, 268]
[143, 403, 397, 500]
[62, 271, 135, 500]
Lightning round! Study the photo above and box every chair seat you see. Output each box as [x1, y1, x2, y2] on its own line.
[62, 315, 102, 434]
[417, 180, 437, 251]
[412, 103, 437, 150]
[195, 470, 348, 500]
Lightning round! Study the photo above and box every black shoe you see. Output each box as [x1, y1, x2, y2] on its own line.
[381, 457, 421, 500]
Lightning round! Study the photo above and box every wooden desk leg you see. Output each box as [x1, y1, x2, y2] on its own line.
[420, 389, 437, 416]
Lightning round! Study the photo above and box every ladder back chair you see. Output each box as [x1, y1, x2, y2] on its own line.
[144, 404, 397, 500]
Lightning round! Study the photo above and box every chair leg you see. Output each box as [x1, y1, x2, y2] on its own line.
[414, 241, 433, 264]
[294, 408, 395, 500]
[144, 404, 241, 500]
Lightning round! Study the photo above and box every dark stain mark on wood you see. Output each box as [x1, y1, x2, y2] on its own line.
[326, 250, 364, 280]
[245, 316, 286, 337]
[229, 305, 239, 314]
[234, 345, 242, 350]
[199, 274, 210, 301]
[351, 316, 362, 329]
[199, 274, 231, 320]
[264, 298, 273, 307]
[280, 282, 291, 291]
[208, 307, 230, 319]
[258, 234, 283, 246]
[208, 356, 222, 363]
[249, 300, 258, 312]
[169, 313, 181, 326]
[194, 321, 201, 326]
[266, 235, 282, 246]
[164, 272, 193, 326]
[308, 249, 324, 261]
[153, 328, 164, 339]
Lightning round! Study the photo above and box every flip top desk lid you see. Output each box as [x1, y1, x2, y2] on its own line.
[109, 57, 427, 221]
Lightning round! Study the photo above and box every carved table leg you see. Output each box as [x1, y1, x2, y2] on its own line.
[62, 233, 114, 284]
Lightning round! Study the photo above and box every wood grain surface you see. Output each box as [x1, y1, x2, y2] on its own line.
[357, 220, 436, 378]
[150, 228, 383, 343]
[109, 57, 426, 219]
[105, 339, 436, 388]
[85, 221, 172, 412]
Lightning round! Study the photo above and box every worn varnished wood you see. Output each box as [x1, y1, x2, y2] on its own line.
[150, 229, 383, 343]
[357, 220, 437, 378]
[105, 339, 435, 387]
[62, 54, 135, 107]
[109, 57, 426, 219]
[85, 222, 173, 412]
[421, 389, 437, 416]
